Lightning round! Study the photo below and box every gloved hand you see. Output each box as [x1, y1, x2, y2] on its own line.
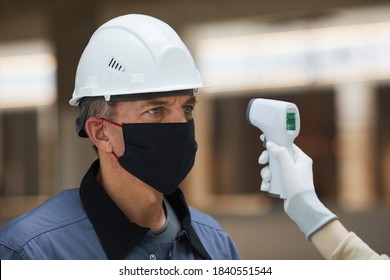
[258, 139, 337, 240]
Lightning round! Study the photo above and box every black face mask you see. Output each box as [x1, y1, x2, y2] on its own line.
[106, 119, 197, 195]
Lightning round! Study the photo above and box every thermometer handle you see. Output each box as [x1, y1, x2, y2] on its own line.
[268, 152, 284, 198]
[266, 140, 295, 199]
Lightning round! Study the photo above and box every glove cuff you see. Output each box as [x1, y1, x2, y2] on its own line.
[285, 190, 338, 240]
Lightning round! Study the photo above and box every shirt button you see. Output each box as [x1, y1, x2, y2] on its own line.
[149, 254, 157, 260]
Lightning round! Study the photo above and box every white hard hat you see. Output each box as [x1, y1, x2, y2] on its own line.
[69, 14, 206, 106]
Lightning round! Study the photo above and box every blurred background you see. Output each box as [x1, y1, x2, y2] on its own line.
[1, 0, 390, 259]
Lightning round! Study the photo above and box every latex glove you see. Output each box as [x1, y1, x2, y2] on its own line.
[259, 141, 337, 240]
[258, 135, 272, 192]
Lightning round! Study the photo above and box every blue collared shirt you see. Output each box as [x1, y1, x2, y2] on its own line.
[0, 160, 240, 260]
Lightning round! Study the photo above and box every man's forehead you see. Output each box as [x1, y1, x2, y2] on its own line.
[107, 89, 195, 104]
[141, 94, 196, 103]
[123, 95, 196, 108]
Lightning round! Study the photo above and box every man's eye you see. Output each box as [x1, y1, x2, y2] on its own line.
[147, 108, 160, 115]
[183, 105, 193, 114]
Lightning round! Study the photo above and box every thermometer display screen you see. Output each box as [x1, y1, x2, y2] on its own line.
[286, 112, 296, 131]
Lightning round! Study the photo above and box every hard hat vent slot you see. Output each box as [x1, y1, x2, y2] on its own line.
[108, 57, 126, 73]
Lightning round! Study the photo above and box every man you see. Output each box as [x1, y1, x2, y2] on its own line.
[0, 14, 240, 260]
[259, 140, 389, 259]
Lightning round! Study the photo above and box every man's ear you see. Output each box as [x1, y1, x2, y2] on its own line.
[85, 117, 112, 153]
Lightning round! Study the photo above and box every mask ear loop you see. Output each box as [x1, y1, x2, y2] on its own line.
[97, 117, 122, 128]
[112, 151, 120, 160]
[97, 117, 122, 159]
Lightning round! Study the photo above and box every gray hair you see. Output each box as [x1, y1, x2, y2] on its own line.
[82, 98, 116, 122]
[79, 98, 116, 154]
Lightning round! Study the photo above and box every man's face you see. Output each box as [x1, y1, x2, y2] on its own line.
[107, 95, 197, 156]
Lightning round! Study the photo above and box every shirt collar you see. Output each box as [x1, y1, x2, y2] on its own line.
[79, 159, 210, 260]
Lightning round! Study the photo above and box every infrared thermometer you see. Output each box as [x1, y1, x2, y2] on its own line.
[246, 98, 300, 199]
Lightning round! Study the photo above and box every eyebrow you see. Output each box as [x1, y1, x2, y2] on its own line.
[185, 96, 197, 105]
[138, 96, 197, 109]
